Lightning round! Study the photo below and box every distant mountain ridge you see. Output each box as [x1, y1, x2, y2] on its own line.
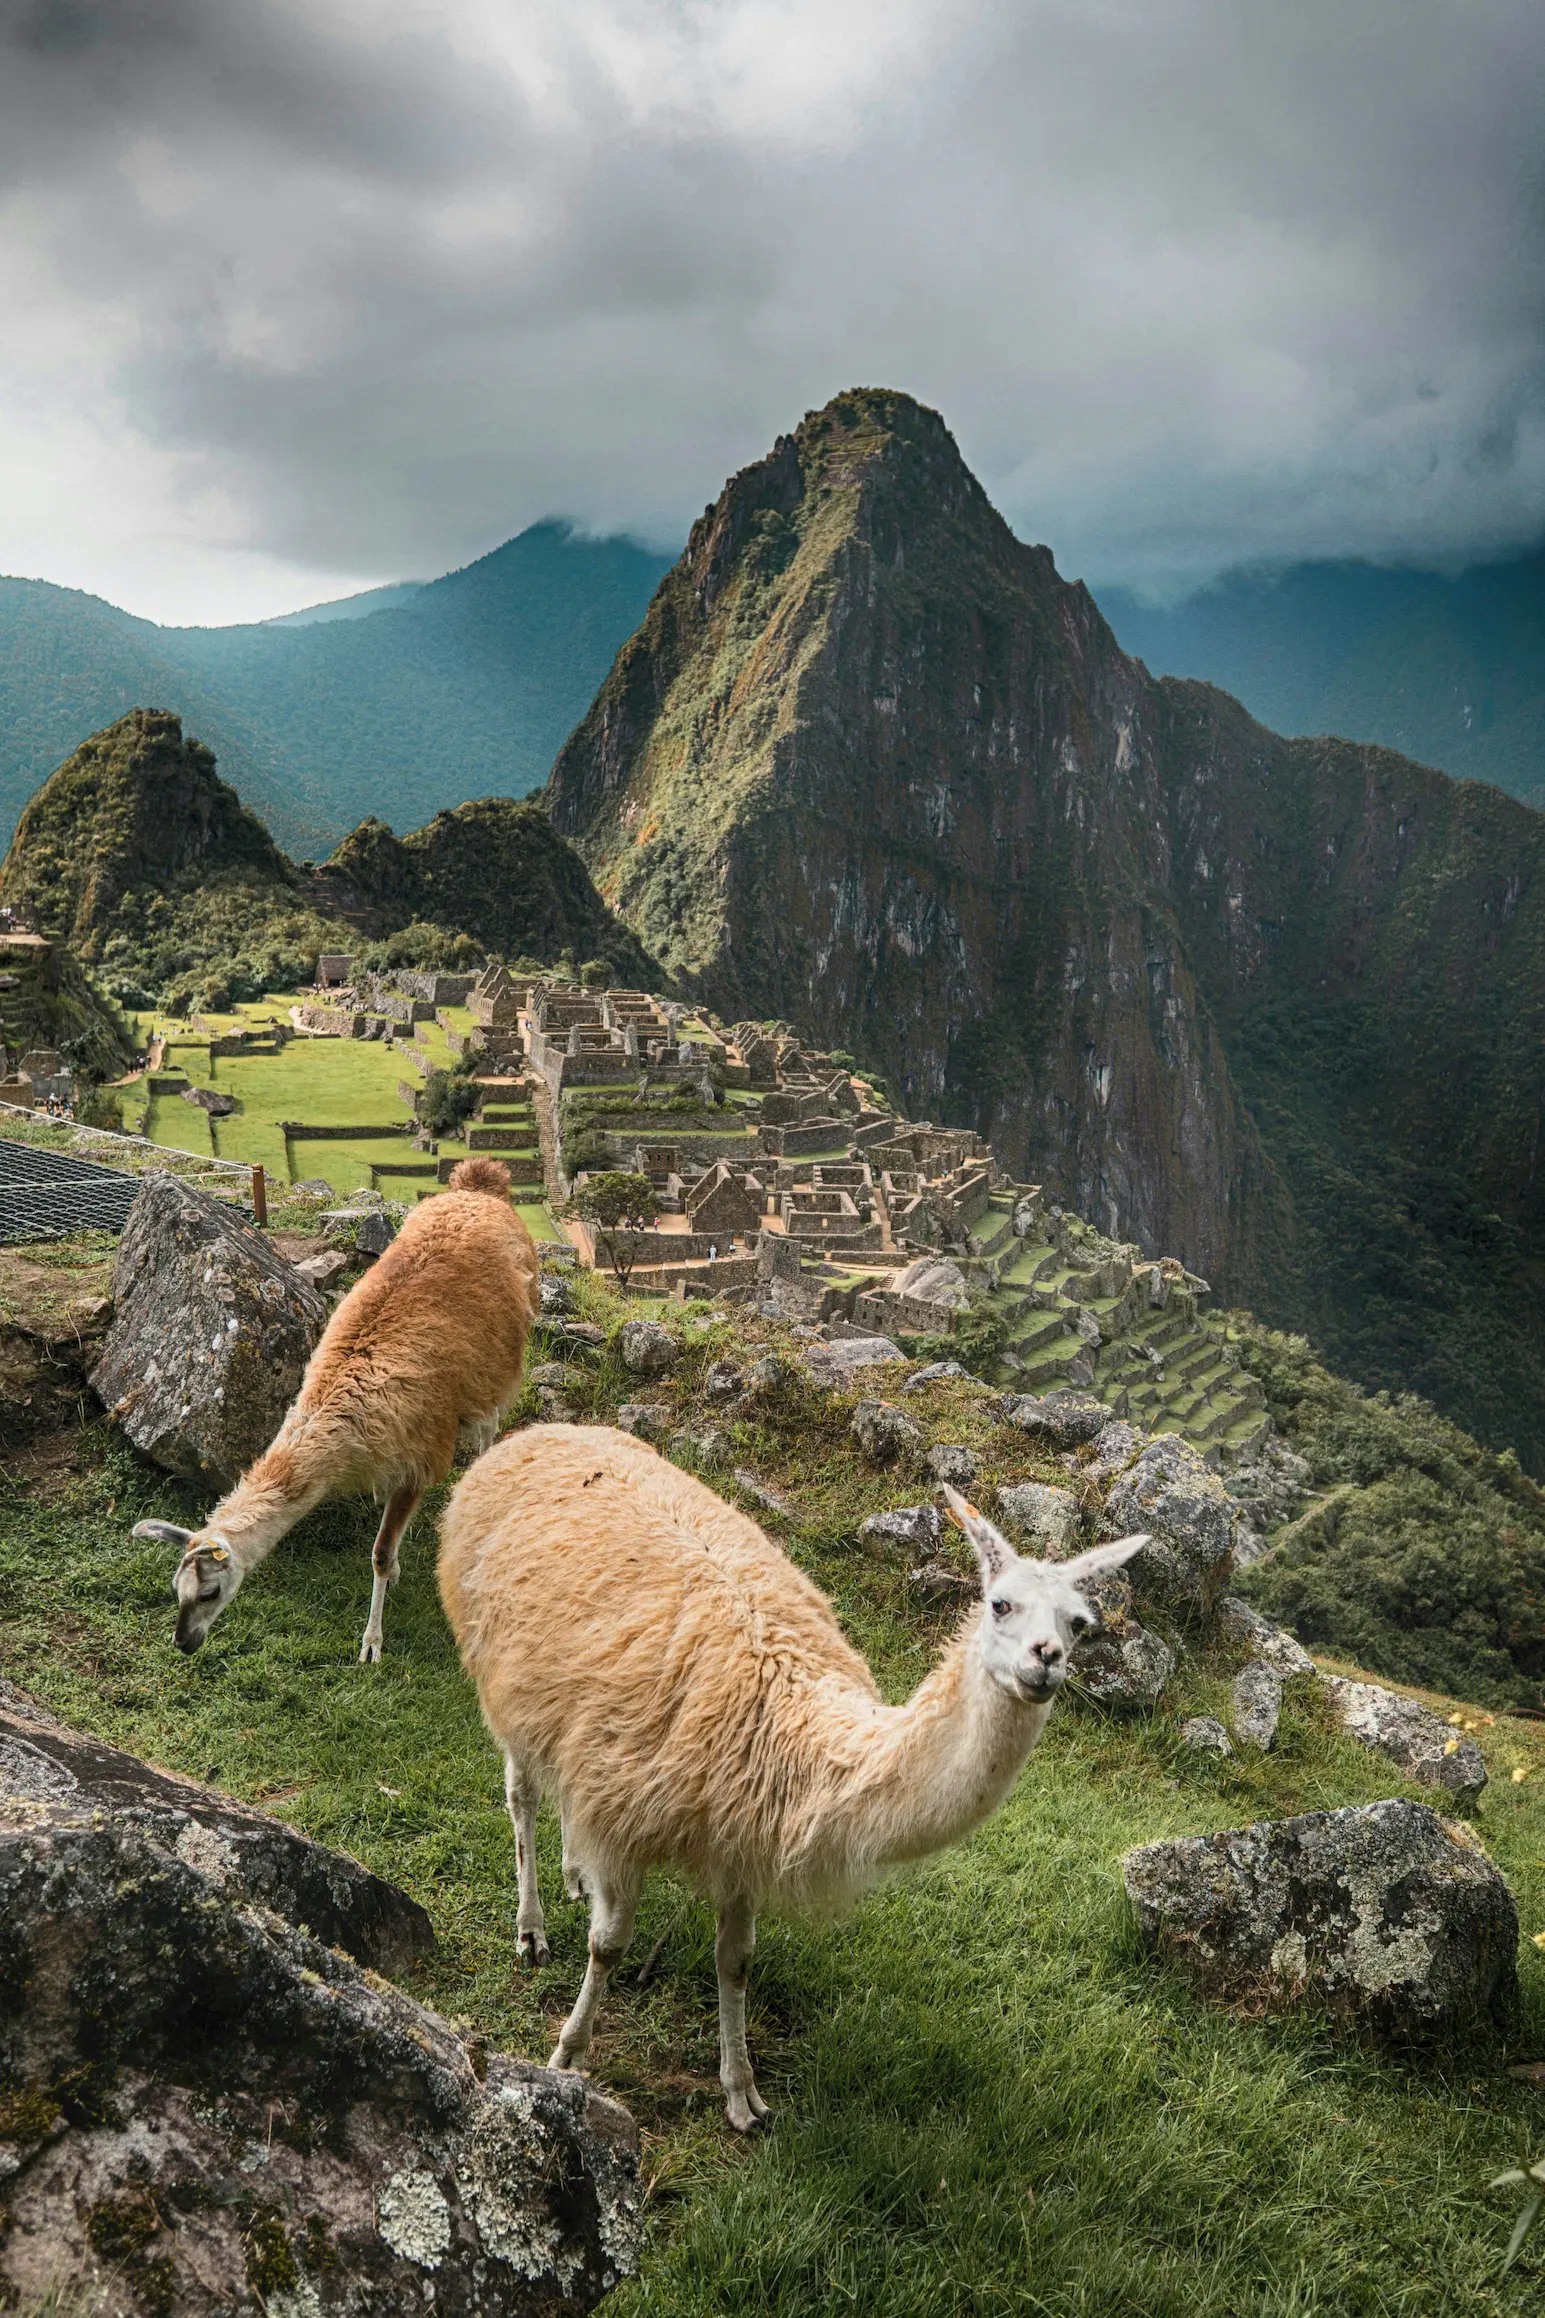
[1100, 550, 1545, 809]
[0, 524, 674, 858]
[548, 385, 1545, 1467]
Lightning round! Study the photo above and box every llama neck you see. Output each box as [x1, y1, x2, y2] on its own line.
[812, 1621, 1052, 1879]
[206, 1433, 329, 1572]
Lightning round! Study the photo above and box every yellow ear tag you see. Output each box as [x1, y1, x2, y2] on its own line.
[206, 1545, 231, 1566]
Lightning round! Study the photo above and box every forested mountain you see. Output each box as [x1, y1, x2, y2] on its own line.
[548, 386, 1545, 1464]
[0, 524, 672, 858]
[0, 709, 648, 1015]
[1100, 550, 1545, 810]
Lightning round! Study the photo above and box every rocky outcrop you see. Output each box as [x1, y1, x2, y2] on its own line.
[1103, 1435, 1237, 1629]
[90, 1173, 327, 1489]
[0, 1685, 431, 1975]
[0, 1692, 639, 2314]
[995, 1480, 1081, 1557]
[1123, 1801, 1517, 2040]
[1323, 1676, 1488, 1806]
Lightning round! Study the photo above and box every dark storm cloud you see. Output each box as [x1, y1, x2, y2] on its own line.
[2, 0, 1544, 617]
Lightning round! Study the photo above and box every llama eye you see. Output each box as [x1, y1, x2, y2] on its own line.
[990, 1596, 1012, 1619]
[1069, 1612, 1090, 1637]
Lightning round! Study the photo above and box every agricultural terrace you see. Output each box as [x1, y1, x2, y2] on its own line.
[116, 995, 561, 1238]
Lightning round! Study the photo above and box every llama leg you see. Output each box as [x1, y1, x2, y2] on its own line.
[715, 1897, 768, 2131]
[548, 1870, 638, 2072]
[503, 1755, 550, 1967]
[360, 1483, 419, 1665]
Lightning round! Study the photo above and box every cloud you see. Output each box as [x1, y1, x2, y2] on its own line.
[2, 0, 1543, 619]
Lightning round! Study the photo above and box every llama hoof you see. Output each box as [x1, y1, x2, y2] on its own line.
[517, 1929, 551, 1968]
[724, 2088, 770, 2133]
[547, 2044, 580, 2072]
[359, 1636, 383, 1665]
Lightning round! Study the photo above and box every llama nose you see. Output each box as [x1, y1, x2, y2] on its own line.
[1035, 1640, 1064, 1671]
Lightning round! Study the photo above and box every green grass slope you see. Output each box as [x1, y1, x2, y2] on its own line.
[2, 1275, 1544, 2313]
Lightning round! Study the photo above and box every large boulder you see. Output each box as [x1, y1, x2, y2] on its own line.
[617, 1320, 679, 1375]
[850, 1399, 923, 1463]
[1102, 1434, 1237, 1630]
[998, 1389, 1108, 1446]
[1214, 1594, 1315, 1677]
[1073, 1619, 1174, 1713]
[803, 1336, 905, 1387]
[995, 1480, 1081, 1558]
[0, 1685, 431, 1975]
[1124, 1800, 1517, 2041]
[91, 1174, 327, 1490]
[1323, 1676, 1488, 1806]
[1230, 1659, 1283, 1750]
[0, 1697, 639, 2315]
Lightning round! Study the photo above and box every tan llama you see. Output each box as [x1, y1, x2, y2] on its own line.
[437, 1425, 1148, 2130]
[137, 1157, 539, 1663]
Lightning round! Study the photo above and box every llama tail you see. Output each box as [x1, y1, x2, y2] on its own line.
[448, 1156, 513, 1199]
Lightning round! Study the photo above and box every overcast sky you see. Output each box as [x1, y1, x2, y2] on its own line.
[2, 0, 1544, 625]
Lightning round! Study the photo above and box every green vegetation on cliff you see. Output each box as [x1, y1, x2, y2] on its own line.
[1231, 1316, 1545, 1709]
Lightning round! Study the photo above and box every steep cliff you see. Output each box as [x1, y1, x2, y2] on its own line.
[546, 388, 1545, 1461]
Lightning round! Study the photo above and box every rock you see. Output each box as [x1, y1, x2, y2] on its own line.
[0, 1684, 432, 1974]
[803, 1335, 906, 1386]
[534, 1387, 579, 1423]
[1225, 1435, 1313, 1531]
[1230, 1658, 1283, 1750]
[907, 1559, 975, 1603]
[703, 1357, 745, 1403]
[1214, 1594, 1315, 1676]
[291, 1176, 334, 1197]
[1123, 1800, 1518, 2041]
[90, 1174, 328, 1491]
[901, 1359, 969, 1394]
[529, 1361, 570, 1388]
[1087, 1419, 1146, 1484]
[1073, 1621, 1175, 1712]
[995, 1480, 1082, 1558]
[1180, 1715, 1235, 1758]
[851, 1398, 924, 1463]
[925, 1442, 979, 1487]
[998, 1388, 1109, 1446]
[552, 1319, 606, 1349]
[733, 1468, 797, 1520]
[538, 1273, 576, 1316]
[0, 1729, 640, 2312]
[293, 1247, 350, 1288]
[618, 1320, 680, 1375]
[1323, 1676, 1488, 1805]
[617, 1402, 672, 1443]
[355, 1209, 396, 1257]
[669, 1426, 730, 1469]
[861, 1503, 942, 1550]
[1102, 1434, 1237, 1629]
[180, 1083, 235, 1116]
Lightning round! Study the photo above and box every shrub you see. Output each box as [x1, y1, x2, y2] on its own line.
[1231, 1314, 1545, 1708]
[420, 1069, 478, 1139]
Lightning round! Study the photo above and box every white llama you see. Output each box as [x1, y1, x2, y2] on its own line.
[437, 1424, 1147, 2130]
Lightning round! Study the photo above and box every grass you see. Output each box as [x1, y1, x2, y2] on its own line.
[2, 1274, 1544, 2312]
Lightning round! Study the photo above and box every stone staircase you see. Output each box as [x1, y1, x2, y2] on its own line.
[966, 1190, 1269, 1465]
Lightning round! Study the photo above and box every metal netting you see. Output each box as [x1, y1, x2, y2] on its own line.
[0, 1139, 141, 1243]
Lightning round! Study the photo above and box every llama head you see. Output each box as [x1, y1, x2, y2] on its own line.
[940, 1487, 1149, 1704]
[133, 1519, 245, 1653]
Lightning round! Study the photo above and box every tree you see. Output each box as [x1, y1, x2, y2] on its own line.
[576, 1170, 660, 1289]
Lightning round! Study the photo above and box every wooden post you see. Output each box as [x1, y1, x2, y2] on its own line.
[252, 1163, 268, 1227]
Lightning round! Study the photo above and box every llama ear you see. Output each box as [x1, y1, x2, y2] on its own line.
[940, 1486, 1015, 1584]
[133, 1520, 194, 1548]
[1059, 1532, 1151, 1597]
